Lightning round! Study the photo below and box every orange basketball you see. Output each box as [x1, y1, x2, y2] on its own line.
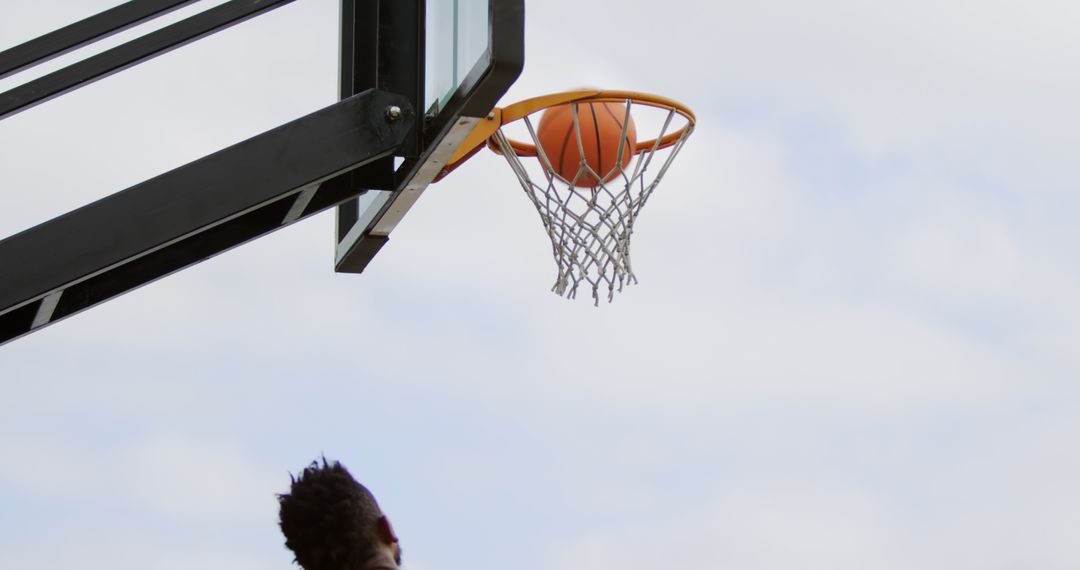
[536, 102, 637, 187]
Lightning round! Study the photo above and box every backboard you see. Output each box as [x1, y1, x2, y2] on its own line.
[334, 0, 524, 273]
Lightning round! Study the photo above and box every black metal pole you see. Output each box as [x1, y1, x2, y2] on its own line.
[0, 89, 414, 346]
[0, 0, 296, 120]
[0, 0, 198, 80]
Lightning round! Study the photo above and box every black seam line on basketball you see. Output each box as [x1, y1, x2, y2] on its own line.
[590, 102, 604, 182]
[601, 102, 631, 167]
[559, 105, 574, 182]
[606, 105, 631, 184]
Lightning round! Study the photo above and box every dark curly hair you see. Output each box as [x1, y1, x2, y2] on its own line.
[278, 459, 387, 570]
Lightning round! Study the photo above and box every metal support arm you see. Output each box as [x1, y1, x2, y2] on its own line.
[0, 0, 295, 120]
[0, 88, 415, 346]
[0, 0, 199, 80]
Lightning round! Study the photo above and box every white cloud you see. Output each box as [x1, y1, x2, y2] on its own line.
[4, 0, 1080, 568]
[0, 432, 281, 524]
[0, 528, 279, 570]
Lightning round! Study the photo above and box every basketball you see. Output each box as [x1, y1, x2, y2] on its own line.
[536, 102, 637, 187]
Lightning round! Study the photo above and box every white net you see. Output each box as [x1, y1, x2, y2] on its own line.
[491, 99, 694, 304]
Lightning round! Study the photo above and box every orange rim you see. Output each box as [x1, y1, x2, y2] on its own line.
[488, 90, 695, 157]
[436, 90, 696, 181]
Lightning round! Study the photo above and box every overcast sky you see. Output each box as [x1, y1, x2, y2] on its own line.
[3, 0, 1080, 569]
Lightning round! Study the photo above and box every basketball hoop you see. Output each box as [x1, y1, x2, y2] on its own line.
[440, 90, 696, 304]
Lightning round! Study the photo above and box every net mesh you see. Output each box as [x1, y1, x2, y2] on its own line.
[491, 99, 694, 304]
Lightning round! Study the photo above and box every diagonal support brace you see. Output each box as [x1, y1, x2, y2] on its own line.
[0, 88, 414, 346]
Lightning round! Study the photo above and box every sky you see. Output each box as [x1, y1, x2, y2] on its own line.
[2, 0, 1080, 569]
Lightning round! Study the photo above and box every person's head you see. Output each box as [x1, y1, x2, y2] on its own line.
[278, 459, 401, 570]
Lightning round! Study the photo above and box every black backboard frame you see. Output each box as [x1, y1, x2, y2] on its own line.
[333, 0, 524, 273]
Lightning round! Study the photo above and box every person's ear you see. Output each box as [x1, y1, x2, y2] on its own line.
[376, 515, 399, 545]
